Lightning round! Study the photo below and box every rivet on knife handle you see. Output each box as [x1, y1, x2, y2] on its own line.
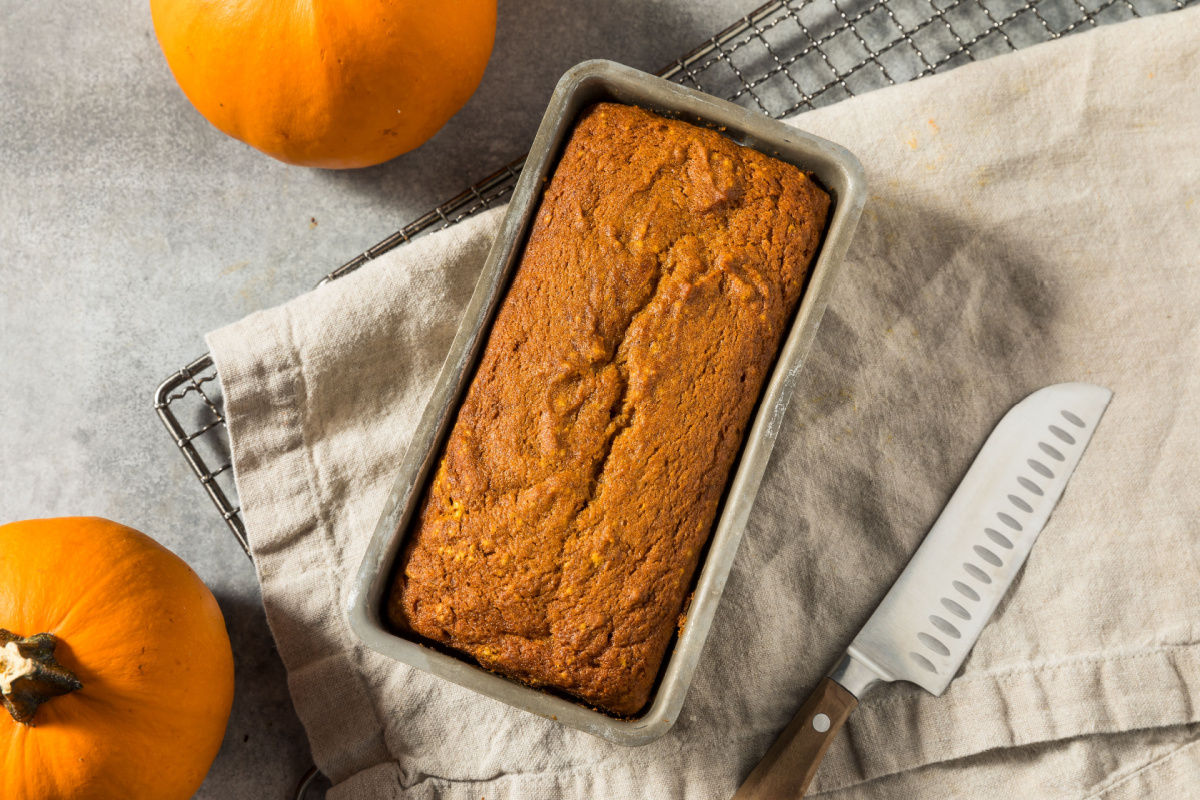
[731, 383, 1113, 799]
[732, 677, 857, 799]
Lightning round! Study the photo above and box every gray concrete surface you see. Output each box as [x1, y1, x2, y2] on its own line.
[0, 0, 763, 797]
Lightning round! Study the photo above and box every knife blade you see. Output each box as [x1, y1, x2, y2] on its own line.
[733, 382, 1113, 799]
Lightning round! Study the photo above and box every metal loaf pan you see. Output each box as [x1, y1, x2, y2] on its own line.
[348, 59, 866, 747]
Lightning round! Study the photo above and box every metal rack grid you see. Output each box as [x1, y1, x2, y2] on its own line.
[155, 0, 1193, 558]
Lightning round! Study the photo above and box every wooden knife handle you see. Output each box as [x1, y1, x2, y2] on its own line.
[732, 677, 858, 800]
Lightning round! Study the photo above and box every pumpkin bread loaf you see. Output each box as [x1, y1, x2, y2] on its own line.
[387, 103, 829, 716]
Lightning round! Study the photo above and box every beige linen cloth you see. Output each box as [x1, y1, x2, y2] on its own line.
[208, 9, 1200, 798]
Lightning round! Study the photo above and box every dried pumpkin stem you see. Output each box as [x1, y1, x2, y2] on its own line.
[0, 629, 82, 724]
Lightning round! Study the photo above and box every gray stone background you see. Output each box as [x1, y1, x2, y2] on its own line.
[0, 0, 762, 797]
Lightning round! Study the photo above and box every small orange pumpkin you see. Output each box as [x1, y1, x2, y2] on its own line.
[0, 517, 235, 800]
[150, 0, 497, 168]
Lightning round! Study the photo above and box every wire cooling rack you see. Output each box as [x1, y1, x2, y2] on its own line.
[155, 0, 1193, 559]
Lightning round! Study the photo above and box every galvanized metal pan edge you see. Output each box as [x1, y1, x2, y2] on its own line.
[349, 59, 866, 747]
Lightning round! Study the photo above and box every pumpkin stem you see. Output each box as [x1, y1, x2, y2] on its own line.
[0, 629, 82, 724]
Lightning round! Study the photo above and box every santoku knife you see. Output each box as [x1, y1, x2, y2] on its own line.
[733, 382, 1113, 799]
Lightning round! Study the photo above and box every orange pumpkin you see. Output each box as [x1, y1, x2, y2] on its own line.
[0, 518, 235, 800]
[150, 0, 497, 168]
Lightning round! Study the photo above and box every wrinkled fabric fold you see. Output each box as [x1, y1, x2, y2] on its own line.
[208, 7, 1200, 798]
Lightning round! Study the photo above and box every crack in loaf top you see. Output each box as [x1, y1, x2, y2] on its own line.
[388, 102, 830, 716]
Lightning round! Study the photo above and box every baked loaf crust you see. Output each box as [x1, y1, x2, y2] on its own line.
[387, 103, 830, 715]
